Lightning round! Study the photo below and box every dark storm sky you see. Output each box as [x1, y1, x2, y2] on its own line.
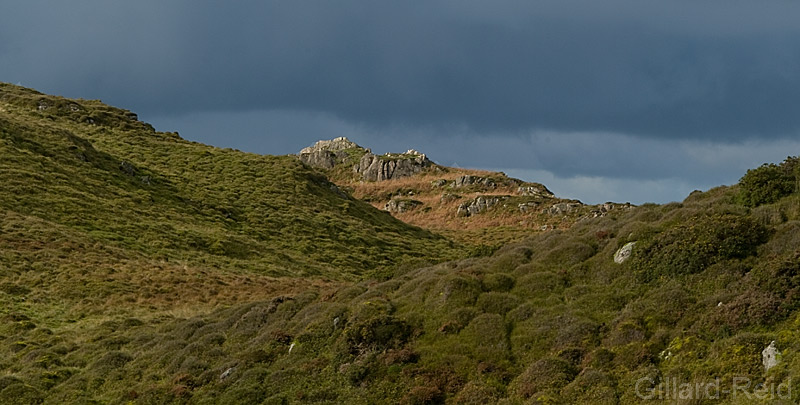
[3, 1, 800, 203]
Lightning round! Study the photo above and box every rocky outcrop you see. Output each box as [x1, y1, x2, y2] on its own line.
[299, 138, 434, 181]
[298, 137, 364, 169]
[518, 202, 540, 213]
[453, 175, 496, 189]
[545, 202, 582, 215]
[614, 242, 636, 264]
[457, 196, 506, 217]
[385, 198, 423, 213]
[354, 150, 431, 181]
[517, 185, 554, 198]
[586, 202, 634, 219]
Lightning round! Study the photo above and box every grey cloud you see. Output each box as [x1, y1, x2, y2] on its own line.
[3, 1, 800, 141]
[4, 1, 800, 204]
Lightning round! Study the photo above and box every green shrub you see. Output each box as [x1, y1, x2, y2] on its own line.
[508, 357, 578, 399]
[513, 271, 566, 300]
[431, 275, 482, 309]
[343, 315, 411, 354]
[481, 273, 515, 292]
[476, 292, 521, 315]
[451, 380, 501, 404]
[631, 213, 767, 282]
[737, 158, 798, 207]
[89, 351, 133, 373]
[561, 368, 617, 404]
[460, 313, 510, 362]
[0, 383, 44, 405]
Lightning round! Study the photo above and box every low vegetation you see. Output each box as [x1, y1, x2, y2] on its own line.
[2, 83, 800, 403]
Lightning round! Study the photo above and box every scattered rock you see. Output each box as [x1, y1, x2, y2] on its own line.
[518, 202, 540, 213]
[119, 161, 137, 176]
[517, 185, 554, 198]
[440, 193, 462, 203]
[586, 202, 634, 219]
[220, 367, 235, 381]
[453, 175, 496, 189]
[354, 152, 431, 181]
[385, 199, 423, 213]
[545, 202, 582, 215]
[614, 242, 636, 264]
[457, 196, 505, 217]
[328, 183, 348, 199]
[431, 179, 448, 187]
[762, 341, 780, 372]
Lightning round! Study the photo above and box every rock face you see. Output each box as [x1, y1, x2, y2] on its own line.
[298, 137, 363, 169]
[614, 242, 636, 264]
[384, 198, 423, 213]
[762, 341, 780, 372]
[517, 185, 554, 198]
[354, 151, 431, 182]
[457, 196, 505, 217]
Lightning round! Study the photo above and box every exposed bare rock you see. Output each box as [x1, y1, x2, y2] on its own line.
[614, 242, 636, 264]
[517, 185, 554, 198]
[299, 138, 436, 181]
[457, 196, 506, 217]
[518, 202, 540, 213]
[354, 151, 431, 181]
[385, 198, 423, 213]
[545, 202, 582, 215]
[440, 193, 462, 203]
[300, 137, 360, 155]
[582, 202, 635, 219]
[431, 179, 448, 187]
[119, 161, 137, 176]
[453, 175, 496, 189]
[298, 137, 365, 169]
[763, 341, 780, 372]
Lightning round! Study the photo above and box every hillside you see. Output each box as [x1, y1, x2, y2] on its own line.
[0, 82, 466, 277]
[298, 137, 632, 246]
[3, 83, 800, 404]
[0, 82, 470, 402]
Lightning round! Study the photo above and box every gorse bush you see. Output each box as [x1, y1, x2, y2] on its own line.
[738, 157, 799, 207]
[631, 213, 768, 282]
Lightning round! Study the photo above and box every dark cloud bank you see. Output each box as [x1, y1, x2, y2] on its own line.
[3, 1, 800, 203]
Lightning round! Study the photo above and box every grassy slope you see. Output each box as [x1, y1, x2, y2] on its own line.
[0, 83, 465, 402]
[0, 83, 462, 280]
